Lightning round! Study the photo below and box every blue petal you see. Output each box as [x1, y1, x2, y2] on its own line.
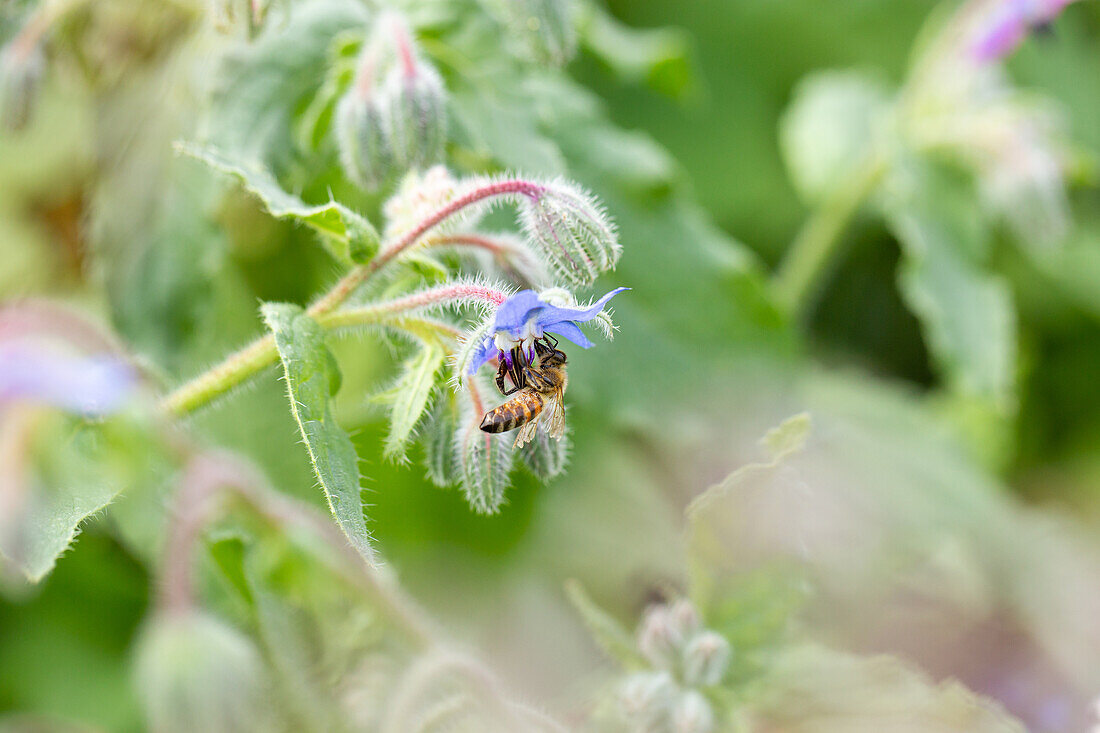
[467, 336, 497, 375]
[544, 320, 594, 349]
[532, 287, 630, 331]
[492, 290, 544, 337]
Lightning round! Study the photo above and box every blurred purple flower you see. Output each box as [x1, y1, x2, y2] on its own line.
[972, 0, 1078, 61]
[0, 342, 136, 416]
[467, 287, 628, 374]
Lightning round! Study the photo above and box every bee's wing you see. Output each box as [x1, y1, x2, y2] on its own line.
[539, 390, 566, 440]
[514, 418, 539, 448]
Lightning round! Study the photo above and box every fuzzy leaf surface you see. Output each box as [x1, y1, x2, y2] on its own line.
[177, 142, 379, 264]
[262, 302, 376, 565]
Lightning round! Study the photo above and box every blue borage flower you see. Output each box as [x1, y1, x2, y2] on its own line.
[467, 287, 629, 374]
[0, 342, 136, 416]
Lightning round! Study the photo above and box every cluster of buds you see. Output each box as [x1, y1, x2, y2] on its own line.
[618, 599, 731, 733]
[336, 12, 447, 190]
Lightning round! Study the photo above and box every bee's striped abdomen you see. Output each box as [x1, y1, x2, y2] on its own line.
[480, 390, 544, 433]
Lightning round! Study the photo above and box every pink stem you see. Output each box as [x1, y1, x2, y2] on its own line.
[308, 179, 543, 317]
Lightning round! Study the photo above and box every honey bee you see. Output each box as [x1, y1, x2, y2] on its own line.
[480, 336, 568, 447]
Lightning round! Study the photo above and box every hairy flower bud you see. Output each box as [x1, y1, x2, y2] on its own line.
[455, 377, 514, 513]
[517, 179, 620, 287]
[670, 690, 715, 733]
[383, 59, 447, 173]
[681, 631, 731, 688]
[619, 671, 676, 730]
[335, 13, 448, 191]
[135, 611, 274, 733]
[0, 39, 45, 132]
[336, 82, 393, 190]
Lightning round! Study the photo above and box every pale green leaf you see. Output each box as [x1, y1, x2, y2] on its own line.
[757, 645, 1026, 732]
[177, 142, 379, 264]
[564, 579, 647, 670]
[261, 302, 376, 565]
[376, 344, 446, 462]
[882, 162, 1015, 408]
[205, 0, 369, 166]
[0, 412, 161, 582]
[576, 1, 694, 100]
[761, 412, 811, 462]
[780, 70, 890, 204]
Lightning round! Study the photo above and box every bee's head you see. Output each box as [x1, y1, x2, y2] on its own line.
[534, 336, 567, 366]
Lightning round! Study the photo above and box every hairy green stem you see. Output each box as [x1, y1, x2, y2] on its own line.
[773, 155, 886, 320]
[160, 285, 496, 416]
[160, 334, 280, 417]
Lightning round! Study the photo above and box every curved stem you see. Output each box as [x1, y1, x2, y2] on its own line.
[772, 155, 886, 320]
[307, 179, 541, 317]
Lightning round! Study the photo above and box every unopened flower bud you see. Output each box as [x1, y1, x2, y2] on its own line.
[336, 78, 393, 190]
[1, 38, 45, 132]
[668, 599, 701, 638]
[670, 690, 714, 733]
[638, 604, 684, 668]
[382, 58, 447, 173]
[134, 611, 273, 733]
[336, 13, 449, 191]
[618, 671, 675, 730]
[681, 631, 731, 688]
[517, 179, 620, 287]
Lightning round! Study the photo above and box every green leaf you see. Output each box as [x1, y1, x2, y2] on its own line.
[205, 0, 369, 167]
[375, 344, 446, 462]
[0, 411, 162, 582]
[780, 70, 890, 205]
[757, 645, 1026, 732]
[261, 302, 377, 566]
[761, 411, 812, 461]
[177, 142, 379, 264]
[295, 31, 363, 152]
[882, 162, 1015, 409]
[685, 413, 813, 612]
[563, 579, 647, 669]
[576, 1, 695, 100]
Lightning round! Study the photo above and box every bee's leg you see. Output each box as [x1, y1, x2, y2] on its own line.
[495, 363, 520, 396]
[522, 365, 554, 392]
[508, 346, 527, 390]
[543, 333, 558, 349]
